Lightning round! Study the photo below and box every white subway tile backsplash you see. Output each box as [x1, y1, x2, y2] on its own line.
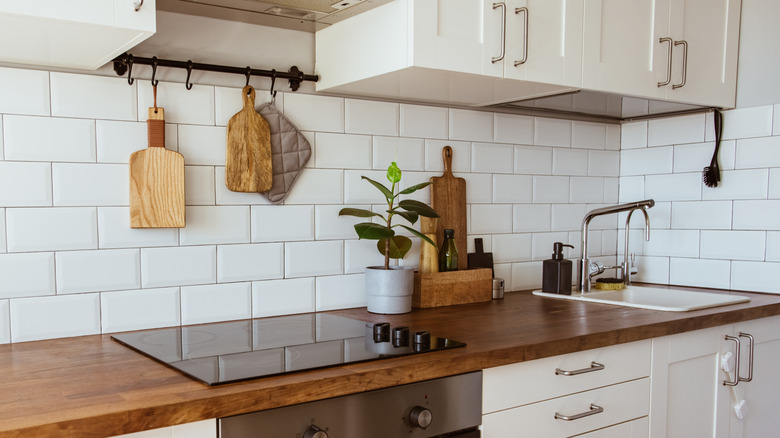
[631, 256, 670, 284]
[570, 177, 605, 204]
[670, 201, 733, 230]
[0, 67, 50, 116]
[621, 121, 648, 149]
[0, 209, 5, 252]
[346, 99, 398, 136]
[735, 136, 780, 169]
[6, 207, 97, 252]
[0, 300, 8, 344]
[470, 205, 512, 234]
[648, 113, 705, 147]
[96, 120, 146, 163]
[572, 121, 607, 149]
[10, 293, 100, 342]
[178, 125, 226, 165]
[217, 243, 284, 283]
[491, 233, 532, 263]
[425, 140, 470, 172]
[618, 176, 645, 203]
[3, 116, 96, 162]
[733, 200, 780, 230]
[721, 106, 774, 140]
[493, 175, 531, 203]
[373, 136, 424, 171]
[56, 249, 140, 294]
[185, 166, 216, 205]
[252, 205, 313, 242]
[534, 118, 571, 147]
[472, 143, 513, 173]
[621, 146, 673, 176]
[284, 93, 344, 133]
[315, 205, 365, 240]
[511, 261, 543, 291]
[513, 204, 551, 232]
[462, 173, 492, 204]
[400, 104, 448, 140]
[643, 229, 700, 258]
[604, 178, 619, 203]
[449, 109, 492, 142]
[181, 282, 251, 325]
[767, 232, 780, 262]
[214, 167, 271, 206]
[253, 277, 315, 317]
[316, 133, 371, 169]
[344, 169, 386, 204]
[141, 245, 216, 288]
[606, 125, 620, 150]
[51, 73, 137, 121]
[138, 82, 215, 125]
[645, 173, 702, 201]
[0, 162, 52, 206]
[588, 150, 620, 177]
[552, 148, 588, 176]
[283, 168, 344, 204]
[702, 169, 769, 200]
[674, 141, 736, 173]
[181, 206, 250, 245]
[669, 258, 731, 289]
[494, 113, 534, 145]
[731, 261, 780, 294]
[532, 175, 569, 203]
[514, 145, 552, 175]
[0, 252, 54, 299]
[97, 207, 179, 249]
[285, 240, 343, 278]
[531, 232, 569, 261]
[316, 274, 365, 311]
[344, 239, 386, 274]
[101, 287, 180, 333]
[770, 168, 779, 199]
[700, 230, 765, 261]
[53, 163, 128, 206]
[551, 204, 587, 231]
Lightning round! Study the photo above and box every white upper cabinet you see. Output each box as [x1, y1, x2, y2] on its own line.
[583, 0, 740, 108]
[0, 0, 156, 70]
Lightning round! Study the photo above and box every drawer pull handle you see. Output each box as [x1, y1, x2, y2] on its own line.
[555, 361, 605, 376]
[555, 404, 604, 421]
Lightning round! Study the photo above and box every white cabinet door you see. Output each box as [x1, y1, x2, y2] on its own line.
[649, 325, 732, 438]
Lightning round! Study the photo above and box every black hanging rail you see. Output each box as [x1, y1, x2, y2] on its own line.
[112, 53, 318, 91]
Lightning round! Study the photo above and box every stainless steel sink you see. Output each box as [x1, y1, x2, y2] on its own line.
[532, 285, 750, 311]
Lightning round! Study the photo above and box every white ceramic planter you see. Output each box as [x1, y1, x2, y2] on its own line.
[364, 266, 415, 314]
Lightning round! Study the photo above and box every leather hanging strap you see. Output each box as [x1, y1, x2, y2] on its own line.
[147, 84, 165, 147]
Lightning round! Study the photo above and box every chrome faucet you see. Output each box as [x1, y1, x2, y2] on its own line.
[578, 199, 655, 293]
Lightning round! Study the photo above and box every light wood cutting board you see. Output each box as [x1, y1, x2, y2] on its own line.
[225, 85, 273, 192]
[430, 146, 467, 270]
[129, 107, 185, 228]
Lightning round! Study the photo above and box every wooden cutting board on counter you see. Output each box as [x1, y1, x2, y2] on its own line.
[129, 107, 185, 228]
[225, 85, 273, 192]
[430, 146, 467, 270]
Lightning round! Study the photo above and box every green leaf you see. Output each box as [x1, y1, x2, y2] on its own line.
[361, 176, 393, 201]
[398, 199, 440, 218]
[390, 209, 419, 225]
[339, 208, 381, 218]
[378, 235, 412, 259]
[399, 225, 436, 248]
[354, 222, 394, 240]
[386, 161, 402, 184]
[398, 181, 433, 195]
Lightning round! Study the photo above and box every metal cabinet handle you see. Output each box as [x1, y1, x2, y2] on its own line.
[672, 40, 688, 89]
[492, 2, 507, 63]
[724, 335, 741, 386]
[738, 332, 754, 383]
[513, 7, 529, 66]
[555, 404, 604, 421]
[133, 0, 144, 11]
[555, 361, 605, 376]
[657, 37, 673, 87]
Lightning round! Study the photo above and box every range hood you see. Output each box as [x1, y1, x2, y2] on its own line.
[158, 0, 394, 32]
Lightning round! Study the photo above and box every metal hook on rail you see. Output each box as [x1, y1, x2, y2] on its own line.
[270, 69, 278, 100]
[126, 54, 135, 85]
[245, 66, 251, 91]
[185, 60, 194, 90]
[151, 56, 159, 87]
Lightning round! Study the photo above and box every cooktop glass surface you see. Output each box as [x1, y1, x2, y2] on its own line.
[111, 313, 465, 386]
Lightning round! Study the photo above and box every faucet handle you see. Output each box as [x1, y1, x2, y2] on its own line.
[629, 253, 638, 275]
[589, 261, 606, 278]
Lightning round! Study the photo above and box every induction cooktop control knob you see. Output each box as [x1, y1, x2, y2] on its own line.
[373, 322, 390, 342]
[303, 424, 328, 438]
[413, 330, 431, 346]
[392, 326, 410, 347]
[409, 406, 433, 429]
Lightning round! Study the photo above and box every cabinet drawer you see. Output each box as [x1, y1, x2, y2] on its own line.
[576, 416, 648, 438]
[482, 378, 649, 438]
[483, 340, 650, 413]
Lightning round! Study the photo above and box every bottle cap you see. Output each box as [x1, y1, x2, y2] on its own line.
[443, 229, 455, 238]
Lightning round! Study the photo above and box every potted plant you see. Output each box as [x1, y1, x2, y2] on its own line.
[339, 162, 440, 314]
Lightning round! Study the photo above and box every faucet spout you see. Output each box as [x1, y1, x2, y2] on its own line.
[623, 206, 651, 285]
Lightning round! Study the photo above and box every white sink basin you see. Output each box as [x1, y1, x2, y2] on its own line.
[532, 285, 750, 311]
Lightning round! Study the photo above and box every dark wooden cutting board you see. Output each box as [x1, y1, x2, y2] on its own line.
[430, 146, 467, 270]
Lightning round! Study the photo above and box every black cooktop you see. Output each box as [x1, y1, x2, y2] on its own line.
[111, 313, 466, 386]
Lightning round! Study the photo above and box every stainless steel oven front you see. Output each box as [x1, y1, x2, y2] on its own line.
[219, 371, 482, 437]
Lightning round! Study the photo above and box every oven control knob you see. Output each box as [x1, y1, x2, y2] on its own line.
[303, 424, 328, 438]
[409, 406, 433, 429]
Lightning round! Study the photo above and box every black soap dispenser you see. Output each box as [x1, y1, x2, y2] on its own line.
[543, 242, 574, 295]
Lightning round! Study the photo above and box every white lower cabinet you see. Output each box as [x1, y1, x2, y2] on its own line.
[482, 340, 651, 437]
[109, 419, 216, 438]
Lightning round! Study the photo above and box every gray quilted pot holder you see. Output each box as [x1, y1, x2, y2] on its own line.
[257, 102, 312, 203]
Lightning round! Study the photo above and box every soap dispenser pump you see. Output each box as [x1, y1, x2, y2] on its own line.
[543, 242, 575, 295]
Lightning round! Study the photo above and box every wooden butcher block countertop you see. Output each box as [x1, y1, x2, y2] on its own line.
[2, 286, 780, 437]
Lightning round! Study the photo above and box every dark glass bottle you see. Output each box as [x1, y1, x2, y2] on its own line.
[439, 229, 458, 272]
